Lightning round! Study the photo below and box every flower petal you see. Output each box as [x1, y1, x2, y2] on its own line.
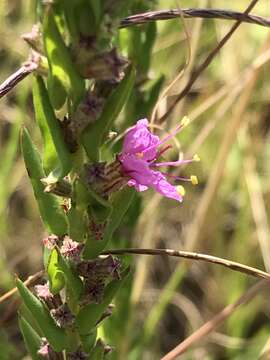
[128, 179, 148, 192]
[120, 154, 182, 202]
[153, 175, 183, 202]
[122, 118, 159, 160]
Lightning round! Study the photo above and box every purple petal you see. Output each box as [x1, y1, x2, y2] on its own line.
[128, 179, 148, 192]
[120, 154, 182, 202]
[122, 119, 159, 160]
[152, 175, 183, 202]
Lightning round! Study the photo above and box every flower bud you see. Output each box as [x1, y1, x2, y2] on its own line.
[50, 303, 75, 328]
[60, 236, 84, 263]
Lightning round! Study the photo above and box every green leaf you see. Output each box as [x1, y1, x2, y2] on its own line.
[47, 248, 66, 294]
[83, 187, 134, 259]
[88, 0, 101, 27]
[33, 76, 63, 172]
[33, 75, 72, 178]
[81, 66, 136, 161]
[21, 128, 68, 235]
[47, 246, 83, 307]
[76, 267, 130, 335]
[43, 7, 85, 109]
[57, 251, 84, 302]
[80, 328, 97, 353]
[89, 339, 104, 360]
[67, 206, 87, 242]
[138, 22, 157, 74]
[61, 1, 80, 41]
[16, 278, 68, 352]
[75, 2, 96, 36]
[18, 315, 42, 360]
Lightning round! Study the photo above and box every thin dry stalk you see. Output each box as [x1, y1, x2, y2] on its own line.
[102, 248, 270, 280]
[184, 47, 270, 160]
[186, 47, 270, 124]
[0, 270, 44, 304]
[158, 0, 260, 123]
[243, 142, 270, 272]
[120, 8, 270, 29]
[150, 4, 193, 124]
[161, 279, 270, 360]
[129, 195, 162, 306]
[0, 61, 37, 99]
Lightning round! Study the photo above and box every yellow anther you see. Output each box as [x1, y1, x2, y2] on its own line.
[193, 154, 200, 162]
[190, 175, 198, 185]
[177, 185, 186, 196]
[181, 116, 190, 127]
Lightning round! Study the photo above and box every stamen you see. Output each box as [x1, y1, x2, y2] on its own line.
[190, 175, 198, 185]
[157, 145, 172, 158]
[177, 185, 185, 196]
[181, 116, 190, 127]
[159, 172, 194, 183]
[193, 154, 200, 162]
[152, 158, 195, 167]
[142, 122, 185, 155]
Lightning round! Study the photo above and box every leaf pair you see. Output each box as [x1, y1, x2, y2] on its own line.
[16, 278, 68, 352]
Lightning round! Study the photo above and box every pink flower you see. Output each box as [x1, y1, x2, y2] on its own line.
[35, 282, 54, 301]
[119, 118, 198, 202]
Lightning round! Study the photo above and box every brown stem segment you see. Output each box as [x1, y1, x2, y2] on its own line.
[102, 248, 270, 280]
[0, 270, 44, 304]
[0, 61, 37, 99]
[161, 279, 270, 359]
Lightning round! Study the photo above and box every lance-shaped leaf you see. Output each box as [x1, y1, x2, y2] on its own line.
[67, 206, 87, 243]
[43, 7, 85, 109]
[128, 22, 156, 75]
[57, 249, 84, 302]
[75, 2, 96, 36]
[16, 278, 68, 352]
[47, 247, 83, 306]
[81, 66, 135, 161]
[89, 0, 101, 28]
[83, 187, 134, 259]
[60, 1, 79, 42]
[89, 339, 104, 360]
[18, 315, 43, 360]
[76, 267, 130, 335]
[80, 328, 97, 353]
[33, 76, 63, 172]
[47, 248, 65, 294]
[33, 75, 72, 177]
[21, 128, 68, 235]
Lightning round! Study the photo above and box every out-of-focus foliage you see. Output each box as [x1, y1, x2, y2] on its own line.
[1, 0, 270, 359]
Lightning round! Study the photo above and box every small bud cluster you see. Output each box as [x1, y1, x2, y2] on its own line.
[72, 36, 128, 82]
[50, 303, 75, 328]
[84, 158, 128, 199]
[77, 255, 121, 305]
[60, 236, 84, 263]
[38, 338, 58, 359]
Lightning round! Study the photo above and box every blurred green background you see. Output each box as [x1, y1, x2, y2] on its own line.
[1, 0, 270, 359]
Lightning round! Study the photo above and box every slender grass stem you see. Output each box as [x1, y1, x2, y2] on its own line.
[102, 248, 270, 280]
